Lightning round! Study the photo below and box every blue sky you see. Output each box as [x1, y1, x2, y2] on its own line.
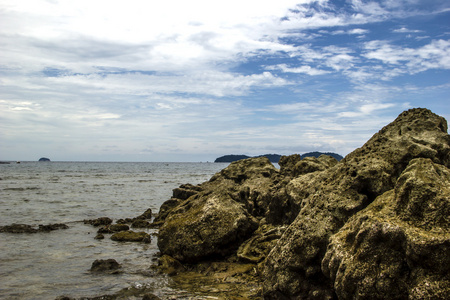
[1, 0, 449, 162]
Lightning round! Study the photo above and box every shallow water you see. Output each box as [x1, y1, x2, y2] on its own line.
[0, 161, 227, 299]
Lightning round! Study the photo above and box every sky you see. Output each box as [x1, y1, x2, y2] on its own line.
[0, 0, 449, 162]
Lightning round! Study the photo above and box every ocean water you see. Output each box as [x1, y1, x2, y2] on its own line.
[0, 161, 228, 299]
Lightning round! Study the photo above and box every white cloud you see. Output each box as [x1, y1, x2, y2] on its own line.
[363, 39, 450, 73]
[266, 64, 330, 75]
[329, 28, 369, 35]
[393, 27, 423, 33]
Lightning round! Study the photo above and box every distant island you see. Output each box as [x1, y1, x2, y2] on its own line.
[38, 157, 51, 162]
[214, 152, 343, 163]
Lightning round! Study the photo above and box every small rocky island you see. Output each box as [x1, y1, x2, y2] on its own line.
[39, 157, 51, 162]
[153, 108, 449, 299]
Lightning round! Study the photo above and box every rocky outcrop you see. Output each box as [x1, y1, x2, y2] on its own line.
[321, 158, 450, 299]
[157, 157, 278, 262]
[154, 108, 449, 299]
[262, 108, 449, 299]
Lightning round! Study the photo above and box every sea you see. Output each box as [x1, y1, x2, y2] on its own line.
[0, 161, 229, 300]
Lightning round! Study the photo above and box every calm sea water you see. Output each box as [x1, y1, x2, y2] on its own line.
[0, 161, 228, 299]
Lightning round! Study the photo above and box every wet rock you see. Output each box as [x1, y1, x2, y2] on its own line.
[0, 223, 69, 233]
[38, 223, 69, 231]
[136, 208, 153, 219]
[156, 255, 186, 275]
[111, 230, 151, 243]
[90, 259, 121, 273]
[262, 108, 450, 299]
[94, 233, 104, 240]
[167, 260, 262, 299]
[0, 223, 38, 233]
[131, 219, 150, 228]
[109, 224, 130, 232]
[97, 226, 111, 234]
[83, 217, 113, 227]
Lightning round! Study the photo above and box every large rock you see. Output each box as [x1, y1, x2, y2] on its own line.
[262, 108, 450, 299]
[266, 154, 339, 224]
[157, 157, 278, 262]
[322, 158, 450, 299]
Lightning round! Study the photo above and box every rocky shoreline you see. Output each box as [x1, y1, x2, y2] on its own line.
[12, 108, 447, 299]
[153, 108, 449, 299]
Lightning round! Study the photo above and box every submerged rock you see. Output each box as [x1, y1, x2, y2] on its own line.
[0, 223, 68, 233]
[90, 259, 121, 273]
[83, 217, 113, 227]
[111, 230, 151, 243]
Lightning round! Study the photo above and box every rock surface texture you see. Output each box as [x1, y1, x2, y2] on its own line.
[262, 108, 449, 299]
[157, 157, 277, 262]
[154, 108, 449, 299]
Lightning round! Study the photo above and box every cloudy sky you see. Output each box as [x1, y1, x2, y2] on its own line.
[1, 0, 449, 162]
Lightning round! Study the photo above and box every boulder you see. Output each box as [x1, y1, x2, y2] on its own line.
[157, 157, 277, 262]
[158, 194, 258, 263]
[322, 158, 450, 299]
[109, 224, 130, 232]
[90, 259, 121, 273]
[262, 108, 450, 299]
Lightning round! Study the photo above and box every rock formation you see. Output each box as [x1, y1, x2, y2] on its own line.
[157, 157, 278, 262]
[0, 223, 68, 233]
[154, 108, 449, 299]
[262, 108, 449, 299]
